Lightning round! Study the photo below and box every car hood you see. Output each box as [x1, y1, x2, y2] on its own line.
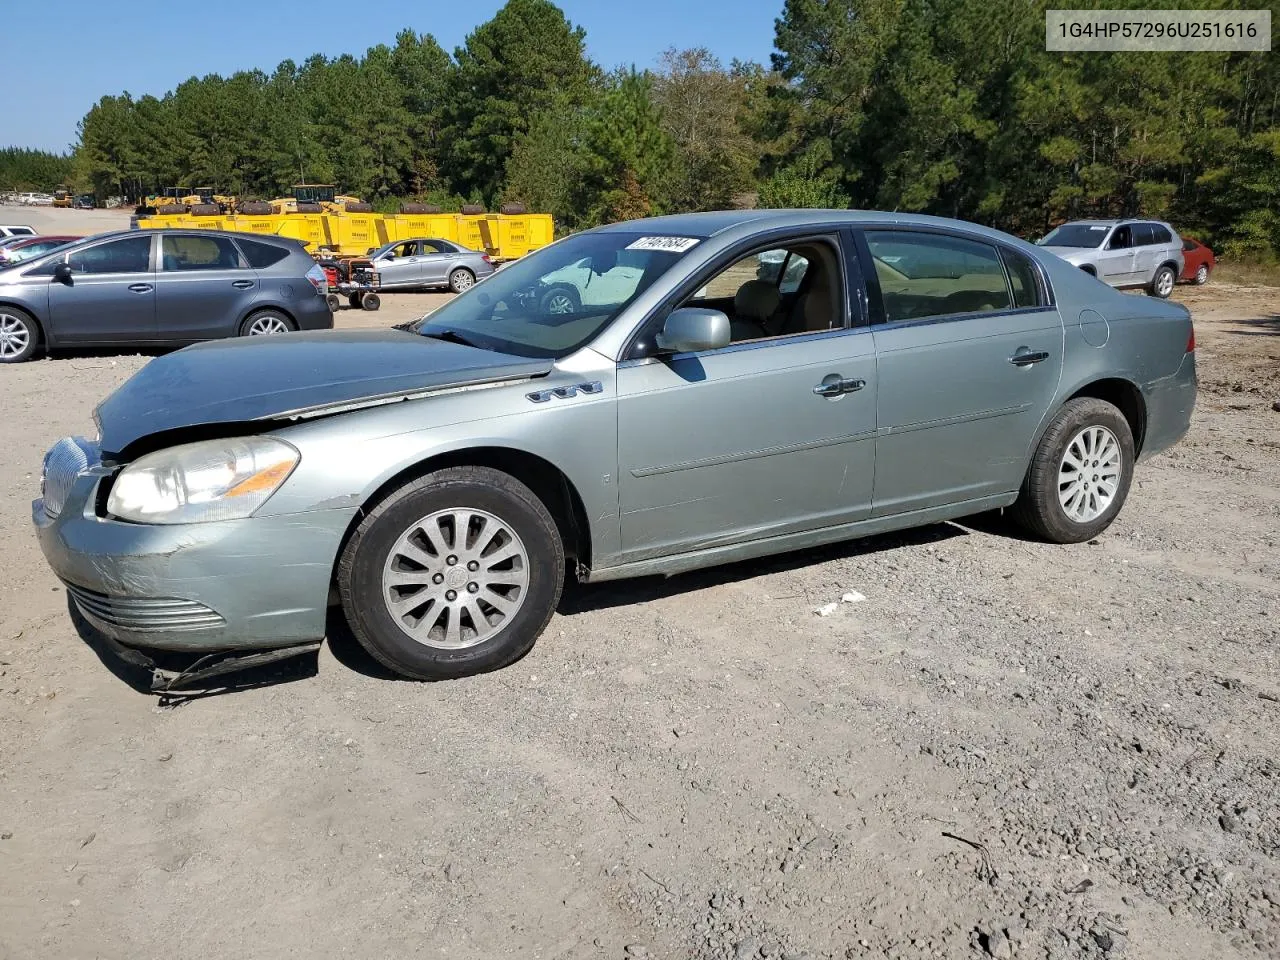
[95, 329, 553, 455]
[1038, 246, 1094, 262]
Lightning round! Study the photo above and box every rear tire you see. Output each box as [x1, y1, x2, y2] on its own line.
[325, 293, 341, 312]
[1010, 398, 1135, 543]
[449, 268, 476, 294]
[1194, 263, 1209, 285]
[1149, 265, 1176, 298]
[338, 466, 564, 680]
[239, 310, 295, 336]
[361, 292, 381, 311]
[0, 307, 39, 363]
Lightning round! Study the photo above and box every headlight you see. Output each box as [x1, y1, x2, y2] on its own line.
[107, 437, 299, 524]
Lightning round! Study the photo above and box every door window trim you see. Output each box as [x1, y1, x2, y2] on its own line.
[620, 228, 864, 363]
[850, 225, 1057, 329]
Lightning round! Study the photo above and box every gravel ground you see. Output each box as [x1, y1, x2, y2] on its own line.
[0, 208, 1277, 959]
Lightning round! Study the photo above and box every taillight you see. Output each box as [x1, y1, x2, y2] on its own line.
[481, 255, 492, 263]
[1187, 326, 1195, 352]
[305, 263, 327, 294]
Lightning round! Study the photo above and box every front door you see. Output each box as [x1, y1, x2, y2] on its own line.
[155, 233, 259, 340]
[1097, 225, 1136, 285]
[46, 235, 156, 343]
[376, 240, 424, 288]
[615, 235, 877, 562]
[859, 229, 1064, 516]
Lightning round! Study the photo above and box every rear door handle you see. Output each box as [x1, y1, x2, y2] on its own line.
[232, 279, 254, 289]
[128, 283, 152, 294]
[813, 375, 867, 397]
[1010, 348, 1049, 366]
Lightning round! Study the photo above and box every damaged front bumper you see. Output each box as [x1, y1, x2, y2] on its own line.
[33, 461, 355, 654]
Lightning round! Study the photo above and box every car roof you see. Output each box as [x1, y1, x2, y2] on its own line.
[68, 228, 302, 249]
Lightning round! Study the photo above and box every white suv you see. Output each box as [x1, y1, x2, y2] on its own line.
[1037, 219, 1184, 298]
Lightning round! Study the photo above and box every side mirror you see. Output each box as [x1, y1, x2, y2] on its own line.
[655, 307, 730, 354]
[53, 262, 72, 284]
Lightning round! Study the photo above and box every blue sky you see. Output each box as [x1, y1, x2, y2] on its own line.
[1, 0, 782, 153]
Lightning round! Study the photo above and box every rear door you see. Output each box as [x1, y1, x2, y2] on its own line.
[417, 239, 457, 287]
[154, 233, 258, 341]
[1096, 225, 1136, 285]
[1130, 222, 1160, 284]
[859, 228, 1064, 516]
[46, 235, 157, 343]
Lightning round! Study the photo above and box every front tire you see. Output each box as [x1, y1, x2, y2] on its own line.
[0, 307, 39, 363]
[1149, 265, 1176, 298]
[448, 268, 476, 294]
[338, 466, 565, 680]
[1010, 398, 1135, 543]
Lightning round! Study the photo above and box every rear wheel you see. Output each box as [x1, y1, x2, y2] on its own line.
[1149, 265, 1176, 298]
[1194, 263, 1209, 285]
[0, 307, 39, 363]
[240, 310, 294, 336]
[325, 293, 341, 312]
[449, 268, 476, 294]
[338, 466, 564, 680]
[1010, 398, 1135, 543]
[361, 292, 381, 311]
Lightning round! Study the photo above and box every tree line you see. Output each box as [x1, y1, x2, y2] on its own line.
[4, 0, 1277, 258]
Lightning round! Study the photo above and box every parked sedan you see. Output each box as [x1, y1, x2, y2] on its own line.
[0, 235, 80, 267]
[0, 230, 331, 362]
[1179, 236, 1215, 285]
[33, 210, 1196, 686]
[367, 237, 495, 293]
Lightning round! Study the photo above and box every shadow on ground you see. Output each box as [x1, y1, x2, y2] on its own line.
[1227, 314, 1280, 337]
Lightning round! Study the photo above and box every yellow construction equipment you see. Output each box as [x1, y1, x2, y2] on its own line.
[52, 187, 72, 208]
[134, 196, 554, 262]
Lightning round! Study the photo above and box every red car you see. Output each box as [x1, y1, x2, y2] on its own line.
[0, 235, 82, 267]
[1180, 236, 1215, 285]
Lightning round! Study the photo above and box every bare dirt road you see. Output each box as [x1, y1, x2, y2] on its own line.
[0, 208, 1277, 960]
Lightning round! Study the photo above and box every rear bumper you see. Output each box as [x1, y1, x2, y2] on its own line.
[295, 295, 334, 331]
[1140, 350, 1197, 460]
[33, 470, 354, 652]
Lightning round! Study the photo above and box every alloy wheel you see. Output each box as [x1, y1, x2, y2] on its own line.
[1058, 425, 1122, 523]
[0, 313, 31, 359]
[247, 314, 290, 335]
[381, 508, 530, 649]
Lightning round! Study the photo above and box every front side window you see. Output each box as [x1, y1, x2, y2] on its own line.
[410, 231, 700, 359]
[1107, 226, 1132, 250]
[67, 236, 152, 274]
[679, 241, 840, 343]
[161, 235, 242, 271]
[865, 231, 1012, 323]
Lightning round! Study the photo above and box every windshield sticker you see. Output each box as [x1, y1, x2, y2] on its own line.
[625, 236, 701, 253]
[1090, 226, 1107, 231]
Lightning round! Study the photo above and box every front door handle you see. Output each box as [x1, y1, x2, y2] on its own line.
[1010, 348, 1049, 367]
[813, 375, 867, 397]
[128, 283, 152, 294]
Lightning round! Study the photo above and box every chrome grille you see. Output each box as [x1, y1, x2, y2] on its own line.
[64, 582, 225, 632]
[41, 436, 98, 519]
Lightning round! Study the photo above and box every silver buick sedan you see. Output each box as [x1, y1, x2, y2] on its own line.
[34, 210, 1197, 685]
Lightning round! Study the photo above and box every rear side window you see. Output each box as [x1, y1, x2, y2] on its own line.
[1132, 223, 1156, 246]
[162, 234, 243, 271]
[235, 237, 291, 269]
[68, 236, 152, 274]
[1151, 224, 1173, 244]
[1000, 248, 1044, 309]
[864, 231, 1012, 323]
[1182, 238, 1198, 252]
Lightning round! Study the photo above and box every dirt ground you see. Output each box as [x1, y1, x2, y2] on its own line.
[1, 208, 1277, 960]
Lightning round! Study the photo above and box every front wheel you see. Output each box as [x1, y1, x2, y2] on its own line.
[448, 268, 476, 294]
[1010, 398, 1135, 543]
[0, 307, 39, 363]
[1149, 265, 1176, 299]
[338, 466, 565, 680]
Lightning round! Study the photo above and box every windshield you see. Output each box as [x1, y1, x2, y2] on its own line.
[1037, 224, 1110, 248]
[410, 230, 701, 359]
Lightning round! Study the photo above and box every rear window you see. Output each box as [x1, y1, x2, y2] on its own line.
[235, 237, 291, 269]
[1001, 247, 1044, 309]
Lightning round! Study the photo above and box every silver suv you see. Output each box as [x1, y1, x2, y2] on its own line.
[1037, 219, 1184, 298]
